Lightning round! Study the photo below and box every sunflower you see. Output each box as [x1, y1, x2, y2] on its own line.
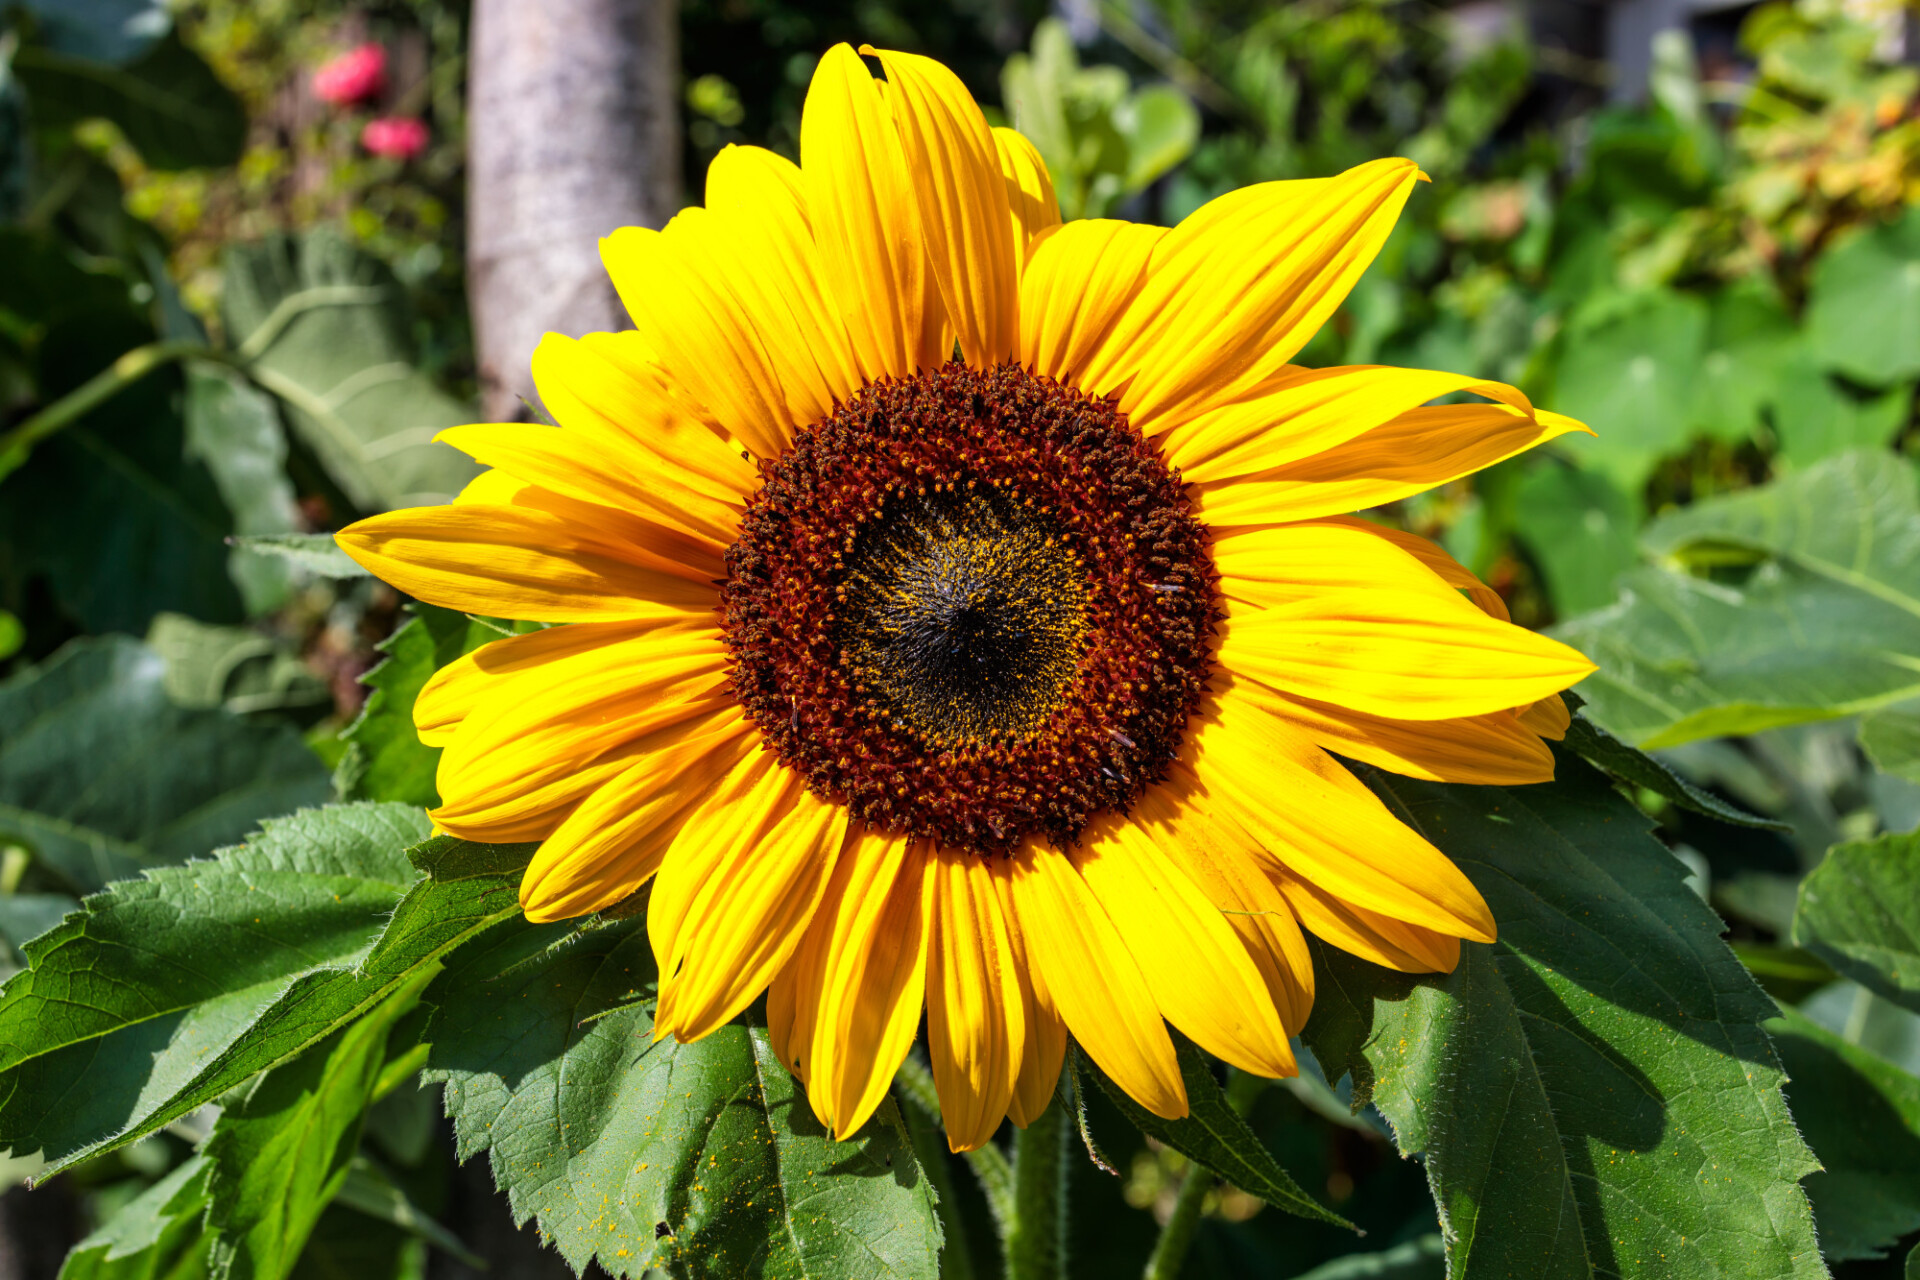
[338, 43, 1595, 1152]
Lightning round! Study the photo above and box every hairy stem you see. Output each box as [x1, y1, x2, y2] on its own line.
[1005, 1101, 1067, 1280]
[1141, 1162, 1212, 1280]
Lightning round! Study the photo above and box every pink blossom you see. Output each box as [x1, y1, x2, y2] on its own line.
[361, 116, 430, 160]
[312, 44, 387, 106]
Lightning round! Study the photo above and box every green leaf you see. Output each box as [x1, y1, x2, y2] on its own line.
[1083, 1033, 1348, 1228]
[1806, 206, 1920, 387]
[57, 1154, 213, 1280]
[1290, 1237, 1445, 1280]
[1511, 464, 1639, 617]
[3, 315, 243, 634]
[0, 610, 21, 662]
[1861, 700, 1920, 783]
[0, 894, 79, 964]
[1791, 833, 1920, 1016]
[12, 30, 245, 170]
[229, 534, 370, 580]
[331, 1157, 480, 1267]
[1557, 700, 1787, 829]
[1770, 349, 1911, 468]
[184, 363, 302, 616]
[1553, 449, 1920, 748]
[285, 1206, 420, 1280]
[1766, 1006, 1920, 1261]
[425, 913, 943, 1277]
[1551, 289, 1707, 489]
[337, 607, 500, 808]
[145, 613, 329, 718]
[1689, 283, 1796, 443]
[1302, 754, 1822, 1279]
[204, 988, 415, 1280]
[0, 803, 429, 1175]
[13, 0, 171, 65]
[221, 231, 480, 514]
[0, 637, 331, 892]
[1115, 84, 1199, 193]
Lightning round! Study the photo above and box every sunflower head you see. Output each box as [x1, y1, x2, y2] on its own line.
[338, 42, 1594, 1152]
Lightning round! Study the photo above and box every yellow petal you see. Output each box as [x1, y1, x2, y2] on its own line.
[600, 222, 794, 461]
[927, 847, 1026, 1151]
[454, 469, 528, 505]
[1104, 159, 1422, 428]
[1231, 677, 1556, 787]
[1187, 688, 1496, 942]
[806, 830, 934, 1139]
[1518, 695, 1572, 740]
[994, 865, 1067, 1129]
[415, 619, 700, 747]
[802, 44, 943, 381]
[704, 144, 866, 408]
[1076, 818, 1296, 1078]
[651, 759, 847, 1042]
[868, 47, 1019, 366]
[1323, 516, 1511, 620]
[533, 332, 758, 505]
[336, 504, 721, 622]
[1195, 395, 1591, 527]
[1005, 845, 1186, 1120]
[433, 628, 731, 826]
[1271, 865, 1462, 973]
[1158, 365, 1522, 485]
[1018, 218, 1163, 391]
[518, 708, 758, 922]
[1130, 781, 1315, 1032]
[992, 127, 1061, 276]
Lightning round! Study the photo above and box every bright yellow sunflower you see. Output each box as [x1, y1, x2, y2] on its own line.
[338, 43, 1594, 1152]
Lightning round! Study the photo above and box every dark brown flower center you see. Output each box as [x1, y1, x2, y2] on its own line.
[720, 362, 1218, 856]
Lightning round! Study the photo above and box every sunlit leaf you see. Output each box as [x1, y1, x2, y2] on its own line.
[1806, 206, 1920, 387]
[1792, 833, 1920, 1016]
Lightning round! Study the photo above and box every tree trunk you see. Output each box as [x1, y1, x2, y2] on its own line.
[466, 0, 681, 423]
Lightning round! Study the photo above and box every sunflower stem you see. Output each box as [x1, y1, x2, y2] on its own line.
[1141, 1163, 1211, 1280]
[1006, 1101, 1068, 1280]
[901, 1096, 979, 1280]
[895, 1054, 1015, 1236]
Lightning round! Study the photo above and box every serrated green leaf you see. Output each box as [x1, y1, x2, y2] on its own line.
[228, 534, 369, 580]
[1806, 207, 1920, 387]
[1766, 1005, 1920, 1261]
[145, 613, 329, 719]
[221, 231, 479, 513]
[12, 30, 244, 170]
[424, 914, 942, 1278]
[1302, 754, 1822, 1280]
[1084, 1034, 1348, 1228]
[339, 607, 500, 808]
[205, 987, 415, 1280]
[1791, 833, 1920, 1016]
[1554, 449, 1920, 749]
[1558, 703, 1786, 829]
[0, 803, 429, 1175]
[0, 637, 331, 892]
[57, 1153, 212, 1280]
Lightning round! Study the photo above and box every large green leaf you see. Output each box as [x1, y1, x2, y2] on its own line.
[1551, 289, 1706, 489]
[183, 363, 302, 616]
[1302, 753, 1822, 1279]
[1553, 449, 1920, 748]
[1770, 349, 1911, 468]
[1805, 206, 1920, 387]
[205, 988, 415, 1280]
[145, 613, 329, 719]
[1689, 283, 1796, 443]
[3, 315, 244, 634]
[425, 912, 944, 1278]
[57, 1154, 213, 1280]
[0, 804, 428, 1174]
[12, 30, 245, 170]
[221, 231, 479, 513]
[1791, 833, 1920, 1015]
[336, 607, 501, 808]
[0, 637, 331, 892]
[1084, 1034, 1347, 1228]
[1510, 464, 1639, 617]
[1767, 1006, 1920, 1261]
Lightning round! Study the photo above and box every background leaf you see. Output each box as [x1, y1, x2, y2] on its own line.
[1791, 833, 1920, 1015]
[1554, 449, 1920, 747]
[12, 30, 246, 170]
[145, 612, 329, 719]
[0, 637, 330, 892]
[336, 606, 500, 808]
[1511, 464, 1639, 617]
[56, 1154, 212, 1280]
[1805, 206, 1920, 387]
[220, 231, 479, 514]
[1550, 290, 1706, 489]
[183, 363, 302, 616]
[1302, 752, 1823, 1279]
[425, 911, 944, 1278]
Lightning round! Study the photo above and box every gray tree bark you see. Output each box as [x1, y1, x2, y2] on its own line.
[466, 0, 681, 423]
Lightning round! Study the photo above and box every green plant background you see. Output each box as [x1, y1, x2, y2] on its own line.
[2, 0, 1919, 1277]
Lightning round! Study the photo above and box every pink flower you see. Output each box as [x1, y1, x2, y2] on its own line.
[361, 116, 430, 160]
[312, 44, 387, 106]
